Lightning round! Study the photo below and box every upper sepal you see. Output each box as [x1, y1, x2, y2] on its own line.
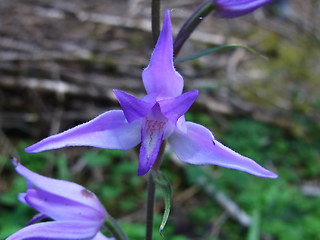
[142, 10, 184, 98]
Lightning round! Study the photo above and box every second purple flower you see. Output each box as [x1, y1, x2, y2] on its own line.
[7, 158, 111, 240]
[215, 0, 274, 18]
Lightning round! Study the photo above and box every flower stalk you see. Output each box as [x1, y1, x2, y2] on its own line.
[173, 0, 214, 57]
[146, 171, 156, 240]
[152, 0, 161, 45]
[146, 2, 162, 239]
[146, 141, 166, 240]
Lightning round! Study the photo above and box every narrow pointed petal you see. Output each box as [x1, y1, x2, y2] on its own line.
[138, 104, 168, 176]
[26, 213, 48, 226]
[25, 110, 141, 153]
[215, 0, 272, 18]
[13, 159, 107, 214]
[24, 189, 104, 221]
[142, 10, 183, 98]
[159, 90, 198, 123]
[6, 221, 100, 240]
[113, 89, 154, 122]
[93, 232, 115, 240]
[169, 122, 278, 178]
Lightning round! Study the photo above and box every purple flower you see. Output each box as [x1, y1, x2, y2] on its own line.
[7, 158, 112, 240]
[25, 10, 277, 179]
[215, 0, 273, 18]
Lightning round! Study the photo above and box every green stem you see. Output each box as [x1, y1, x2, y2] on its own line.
[146, 142, 166, 240]
[147, 4, 162, 239]
[173, 0, 214, 57]
[104, 215, 129, 240]
[152, 0, 161, 45]
[146, 170, 156, 240]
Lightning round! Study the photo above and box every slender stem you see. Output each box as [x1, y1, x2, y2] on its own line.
[104, 215, 129, 240]
[173, 0, 214, 57]
[146, 170, 156, 240]
[151, 0, 161, 45]
[146, 142, 166, 240]
[146, 2, 161, 239]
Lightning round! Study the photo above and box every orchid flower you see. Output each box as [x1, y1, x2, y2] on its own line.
[25, 10, 277, 179]
[7, 158, 112, 240]
[215, 0, 273, 18]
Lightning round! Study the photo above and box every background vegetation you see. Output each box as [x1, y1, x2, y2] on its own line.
[1, 0, 320, 239]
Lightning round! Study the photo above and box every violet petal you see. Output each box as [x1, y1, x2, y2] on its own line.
[93, 232, 115, 240]
[158, 90, 198, 123]
[142, 10, 183, 98]
[26, 213, 48, 226]
[215, 0, 273, 18]
[169, 122, 278, 178]
[13, 160, 107, 214]
[113, 89, 155, 123]
[24, 189, 105, 222]
[138, 104, 168, 176]
[25, 110, 141, 153]
[6, 221, 101, 240]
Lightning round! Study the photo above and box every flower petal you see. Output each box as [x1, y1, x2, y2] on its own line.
[92, 232, 115, 240]
[113, 89, 155, 122]
[215, 0, 272, 18]
[25, 110, 141, 153]
[169, 122, 278, 178]
[158, 90, 198, 123]
[138, 104, 167, 176]
[13, 159, 107, 214]
[142, 10, 183, 98]
[26, 213, 48, 226]
[6, 221, 100, 240]
[24, 188, 104, 222]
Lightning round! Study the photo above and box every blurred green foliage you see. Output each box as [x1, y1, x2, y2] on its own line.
[1, 112, 319, 240]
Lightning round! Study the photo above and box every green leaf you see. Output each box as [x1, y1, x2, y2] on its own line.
[152, 170, 172, 238]
[104, 215, 129, 240]
[174, 44, 268, 64]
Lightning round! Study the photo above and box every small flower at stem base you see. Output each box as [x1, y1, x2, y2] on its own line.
[7, 158, 112, 240]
